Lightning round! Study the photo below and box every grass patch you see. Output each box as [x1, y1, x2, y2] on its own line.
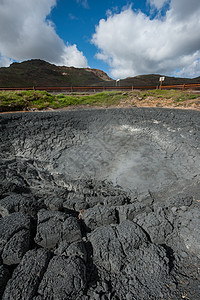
[0, 90, 127, 112]
[0, 90, 56, 111]
[0, 89, 199, 112]
[138, 89, 195, 100]
[55, 91, 127, 107]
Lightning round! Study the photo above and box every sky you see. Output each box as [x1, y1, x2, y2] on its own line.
[0, 0, 200, 79]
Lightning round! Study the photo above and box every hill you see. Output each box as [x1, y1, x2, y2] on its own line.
[0, 59, 199, 88]
[120, 74, 200, 87]
[0, 59, 113, 88]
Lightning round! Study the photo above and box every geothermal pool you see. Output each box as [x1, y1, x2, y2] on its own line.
[0, 108, 199, 299]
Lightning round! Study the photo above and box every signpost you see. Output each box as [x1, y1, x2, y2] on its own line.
[116, 79, 120, 87]
[159, 77, 165, 89]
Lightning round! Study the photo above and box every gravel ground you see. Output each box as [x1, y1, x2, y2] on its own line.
[0, 107, 200, 299]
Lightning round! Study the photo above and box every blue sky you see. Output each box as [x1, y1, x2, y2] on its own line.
[49, 1, 149, 72]
[0, 0, 200, 79]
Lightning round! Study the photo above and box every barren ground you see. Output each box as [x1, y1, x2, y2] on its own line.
[0, 107, 200, 299]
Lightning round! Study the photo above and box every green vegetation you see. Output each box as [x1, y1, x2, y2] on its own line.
[137, 89, 198, 100]
[0, 91, 56, 111]
[0, 89, 199, 112]
[0, 90, 127, 112]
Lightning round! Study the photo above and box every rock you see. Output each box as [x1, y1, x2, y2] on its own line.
[63, 216, 82, 243]
[134, 208, 173, 244]
[177, 209, 200, 258]
[89, 224, 125, 273]
[82, 206, 118, 231]
[89, 220, 148, 273]
[44, 197, 64, 211]
[2, 248, 51, 300]
[102, 194, 129, 207]
[85, 196, 105, 208]
[38, 256, 86, 300]
[34, 209, 68, 249]
[0, 265, 10, 298]
[166, 193, 193, 208]
[89, 220, 171, 299]
[32, 297, 43, 300]
[118, 244, 170, 299]
[0, 213, 31, 257]
[35, 210, 82, 249]
[2, 229, 30, 265]
[116, 220, 148, 252]
[63, 196, 89, 211]
[55, 240, 87, 262]
[0, 194, 36, 217]
[116, 202, 150, 223]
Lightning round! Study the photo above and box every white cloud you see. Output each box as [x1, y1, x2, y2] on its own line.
[0, 0, 88, 68]
[92, 0, 200, 78]
[174, 59, 200, 78]
[0, 55, 13, 67]
[59, 44, 88, 67]
[147, 0, 169, 10]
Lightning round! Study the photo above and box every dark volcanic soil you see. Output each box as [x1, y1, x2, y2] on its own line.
[0, 108, 200, 300]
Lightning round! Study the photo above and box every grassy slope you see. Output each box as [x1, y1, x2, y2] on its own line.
[0, 60, 112, 88]
[0, 90, 200, 112]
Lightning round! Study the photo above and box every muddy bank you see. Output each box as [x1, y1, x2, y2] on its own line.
[0, 108, 200, 299]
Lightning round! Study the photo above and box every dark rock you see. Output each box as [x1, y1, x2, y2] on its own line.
[63, 196, 89, 211]
[62, 216, 82, 243]
[38, 256, 86, 300]
[114, 244, 171, 300]
[44, 197, 64, 211]
[134, 208, 173, 244]
[0, 194, 35, 217]
[35, 209, 82, 249]
[32, 297, 43, 300]
[89, 224, 124, 273]
[82, 206, 118, 231]
[116, 202, 151, 222]
[34, 209, 67, 249]
[89, 220, 148, 273]
[2, 229, 30, 265]
[166, 193, 193, 208]
[102, 194, 130, 207]
[0, 265, 10, 298]
[85, 196, 105, 208]
[177, 209, 200, 258]
[2, 248, 51, 300]
[55, 240, 87, 262]
[89, 220, 171, 299]
[0, 213, 31, 256]
[116, 220, 148, 251]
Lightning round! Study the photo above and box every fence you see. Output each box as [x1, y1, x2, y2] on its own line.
[0, 83, 200, 92]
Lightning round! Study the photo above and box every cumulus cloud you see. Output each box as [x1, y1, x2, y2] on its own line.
[0, 0, 88, 68]
[60, 44, 88, 67]
[92, 0, 200, 78]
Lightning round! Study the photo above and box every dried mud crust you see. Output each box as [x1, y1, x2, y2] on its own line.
[0, 108, 200, 299]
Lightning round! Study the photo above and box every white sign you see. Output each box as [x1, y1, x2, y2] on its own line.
[159, 77, 165, 81]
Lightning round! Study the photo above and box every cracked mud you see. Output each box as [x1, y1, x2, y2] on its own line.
[0, 107, 200, 299]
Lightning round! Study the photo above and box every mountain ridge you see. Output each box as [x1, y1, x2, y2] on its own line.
[0, 59, 199, 88]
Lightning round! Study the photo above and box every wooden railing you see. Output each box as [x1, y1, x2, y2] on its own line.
[0, 83, 200, 92]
